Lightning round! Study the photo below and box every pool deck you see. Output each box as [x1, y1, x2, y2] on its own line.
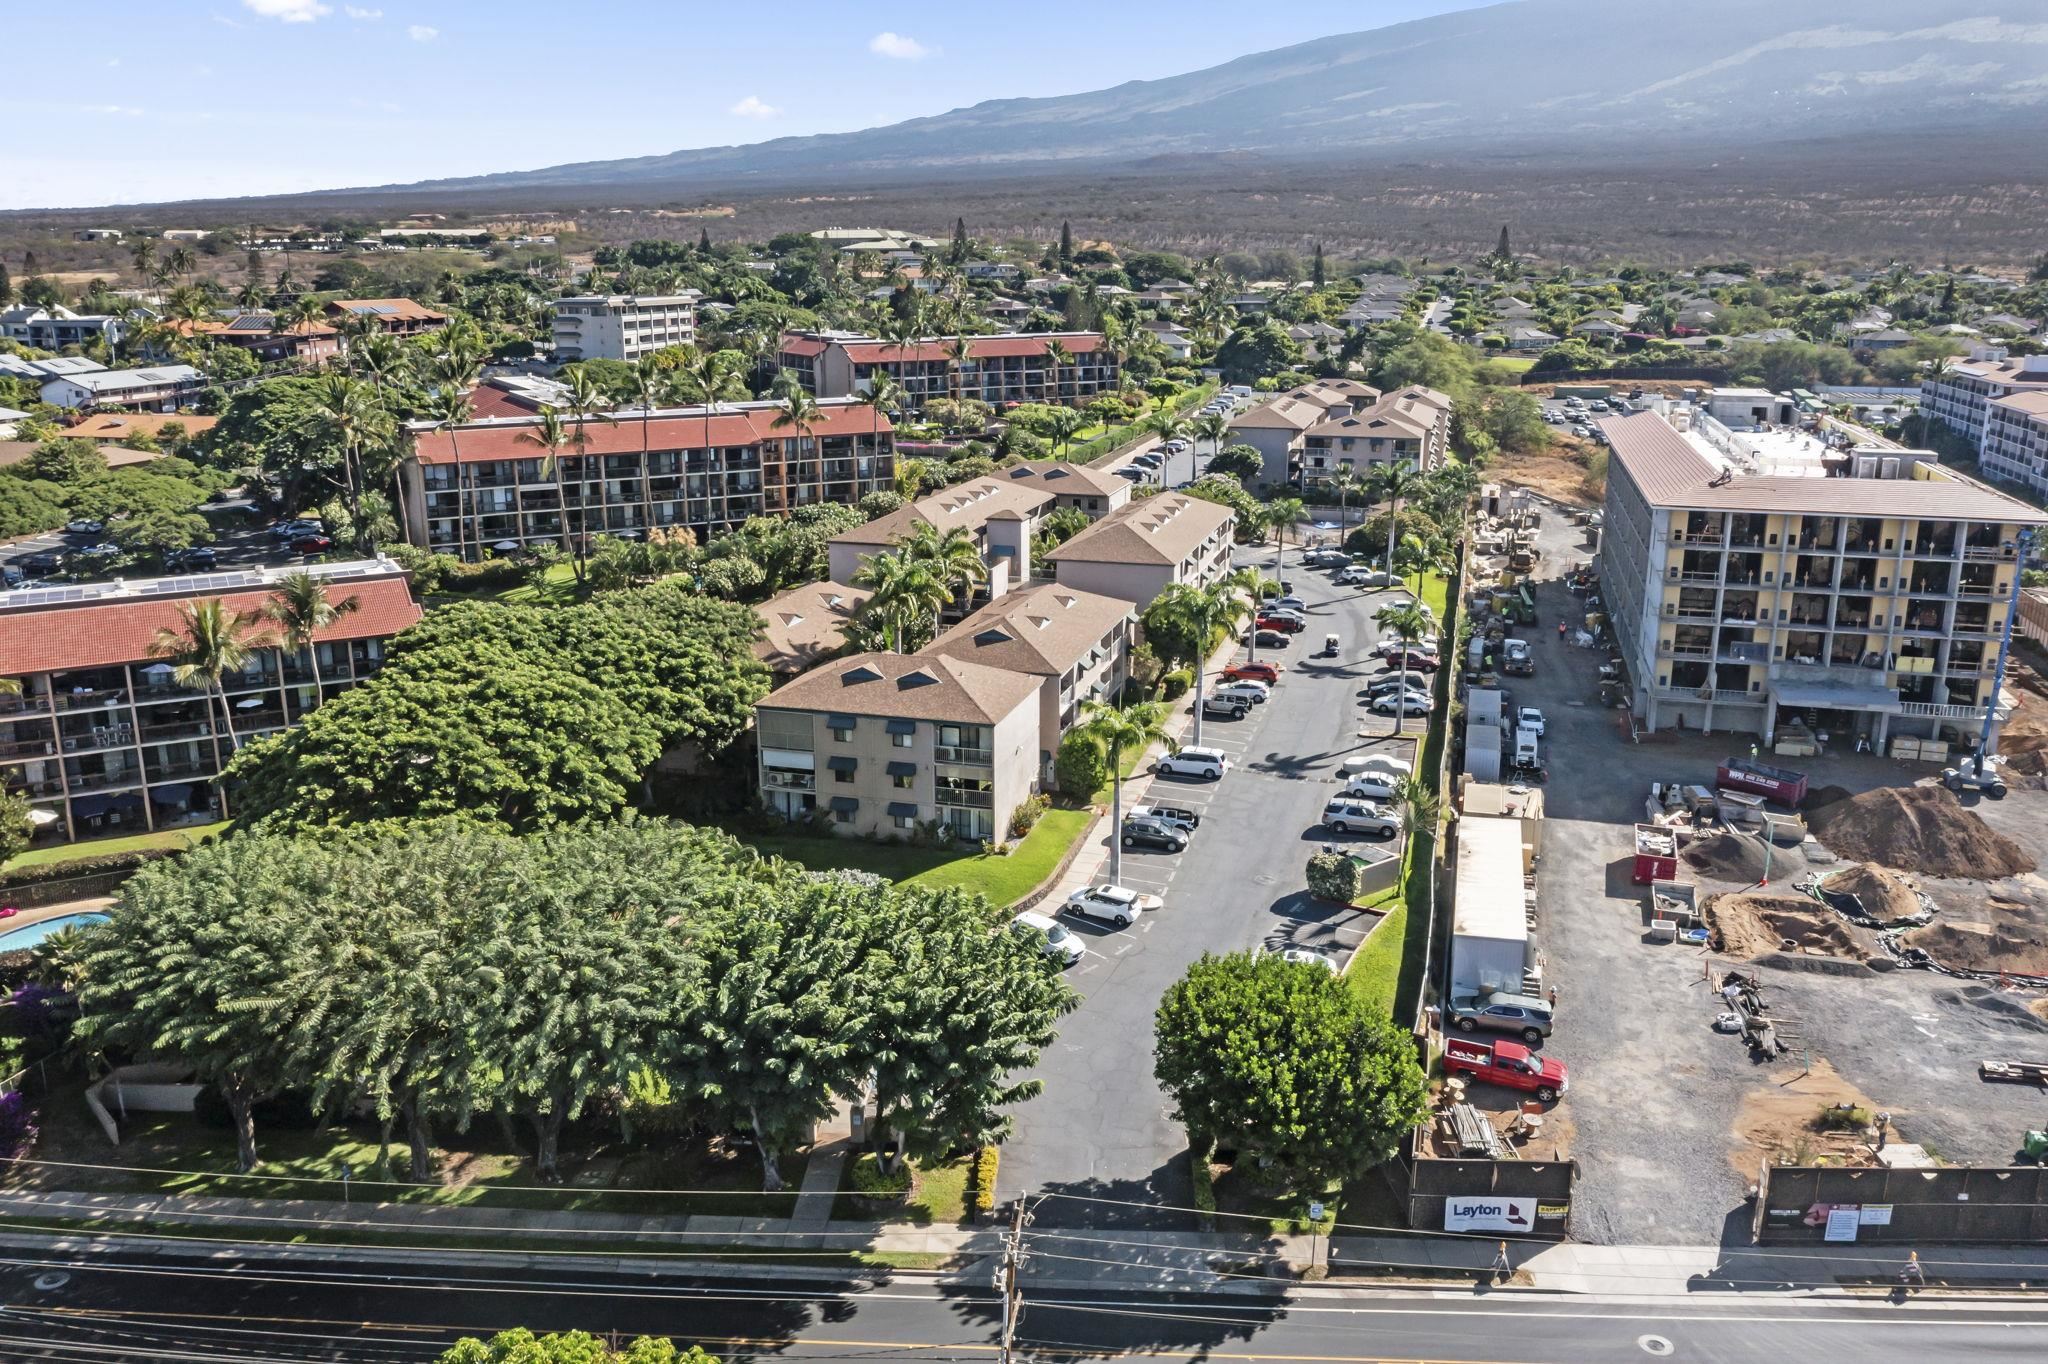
[0, 896, 115, 941]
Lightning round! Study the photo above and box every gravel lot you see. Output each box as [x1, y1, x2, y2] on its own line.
[1001, 543, 1418, 1227]
[1517, 501, 2048, 1246]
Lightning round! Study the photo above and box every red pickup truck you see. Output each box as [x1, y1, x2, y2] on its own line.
[1442, 1036, 1568, 1101]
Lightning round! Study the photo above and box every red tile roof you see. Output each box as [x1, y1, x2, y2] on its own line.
[778, 337, 830, 359]
[464, 385, 538, 420]
[410, 402, 892, 465]
[778, 333, 1105, 365]
[0, 576, 422, 676]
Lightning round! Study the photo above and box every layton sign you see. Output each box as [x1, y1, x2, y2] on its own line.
[1444, 1196, 1536, 1233]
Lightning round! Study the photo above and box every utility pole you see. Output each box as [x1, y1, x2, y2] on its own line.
[998, 1199, 1026, 1364]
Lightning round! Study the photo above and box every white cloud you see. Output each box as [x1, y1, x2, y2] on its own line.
[242, 0, 331, 21]
[729, 94, 779, 118]
[343, 5, 382, 18]
[407, 23, 437, 41]
[868, 31, 930, 60]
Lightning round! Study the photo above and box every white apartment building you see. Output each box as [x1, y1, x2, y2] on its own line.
[550, 293, 700, 362]
[1984, 392, 2048, 492]
[1598, 407, 2045, 754]
[1920, 350, 2048, 493]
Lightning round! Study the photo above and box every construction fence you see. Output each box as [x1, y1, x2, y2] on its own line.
[1757, 1164, 2048, 1245]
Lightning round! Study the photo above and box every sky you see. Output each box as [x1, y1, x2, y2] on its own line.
[0, 0, 1501, 211]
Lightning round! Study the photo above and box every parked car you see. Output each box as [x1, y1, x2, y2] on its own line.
[1129, 802, 1201, 831]
[1255, 614, 1305, 634]
[1222, 662, 1280, 684]
[1202, 693, 1248, 720]
[1303, 549, 1348, 567]
[1271, 595, 1307, 612]
[1369, 690, 1433, 715]
[1378, 650, 1439, 672]
[166, 546, 218, 571]
[1117, 468, 1146, 481]
[1442, 1035, 1567, 1101]
[1336, 567, 1395, 588]
[1011, 910, 1085, 967]
[64, 519, 104, 535]
[76, 542, 120, 559]
[270, 519, 322, 540]
[1366, 672, 1430, 696]
[1214, 679, 1269, 706]
[1516, 707, 1548, 737]
[1120, 815, 1189, 853]
[1448, 991, 1554, 1044]
[1064, 883, 1160, 928]
[18, 551, 63, 576]
[1338, 774, 1400, 802]
[1339, 753, 1413, 779]
[1322, 798, 1399, 837]
[1263, 944, 1340, 974]
[1156, 746, 1230, 781]
[1247, 629, 1292, 649]
[292, 533, 335, 554]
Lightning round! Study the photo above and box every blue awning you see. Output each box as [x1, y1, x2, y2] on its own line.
[148, 784, 193, 806]
[887, 802, 918, 818]
[886, 718, 918, 735]
[827, 755, 858, 772]
[886, 761, 916, 778]
[829, 796, 860, 814]
[70, 792, 142, 819]
[827, 713, 858, 729]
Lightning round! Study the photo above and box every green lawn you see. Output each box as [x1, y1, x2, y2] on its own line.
[738, 804, 1093, 910]
[3, 821, 230, 873]
[1484, 355, 1539, 376]
[832, 1151, 973, 1225]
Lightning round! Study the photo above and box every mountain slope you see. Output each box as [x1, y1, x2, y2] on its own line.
[398, 0, 2048, 193]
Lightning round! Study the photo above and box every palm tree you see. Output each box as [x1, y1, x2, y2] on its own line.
[852, 551, 944, 653]
[901, 523, 989, 629]
[1224, 565, 1273, 666]
[1160, 583, 1251, 746]
[945, 334, 973, 414]
[1376, 466, 1426, 594]
[518, 407, 581, 564]
[771, 380, 825, 511]
[1393, 773, 1441, 900]
[1046, 407, 1085, 461]
[278, 294, 327, 366]
[148, 599, 259, 807]
[1372, 600, 1431, 734]
[423, 386, 475, 560]
[1070, 699, 1175, 886]
[1328, 467, 1363, 530]
[1042, 338, 1074, 406]
[1192, 412, 1231, 477]
[1146, 412, 1191, 486]
[557, 368, 617, 577]
[306, 374, 388, 545]
[1264, 495, 1306, 578]
[858, 371, 907, 499]
[677, 349, 745, 535]
[625, 354, 672, 537]
[264, 571, 359, 704]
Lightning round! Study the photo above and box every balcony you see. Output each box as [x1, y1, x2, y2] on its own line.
[65, 766, 145, 793]
[1657, 643, 1712, 661]
[1719, 641, 1772, 665]
[57, 688, 128, 711]
[1899, 700, 1988, 720]
[935, 787, 996, 810]
[762, 770, 816, 793]
[0, 693, 51, 717]
[1963, 544, 2016, 561]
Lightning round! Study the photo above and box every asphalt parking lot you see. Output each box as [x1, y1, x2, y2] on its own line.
[1002, 544, 1420, 1225]
[1512, 501, 2048, 1246]
[1, 499, 311, 584]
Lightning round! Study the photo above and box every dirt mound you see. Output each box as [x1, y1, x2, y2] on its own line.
[1681, 830, 1770, 883]
[1905, 921, 2048, 977]
[1822, 864, 1927, 923]
[1805, 784, 2034, 879]
[1801, 784, 1854, 814]
[2005, 748, 2048, 776]
[1706, 891, 1868, 962]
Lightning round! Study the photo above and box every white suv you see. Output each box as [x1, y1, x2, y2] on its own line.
[1064, 883, 1160, 927]
[1323, 798, 1400, 837]
[1011, 910, 1085, 966]
[1213, 679, 1269, 706]
[1156, 746, 1230, 781]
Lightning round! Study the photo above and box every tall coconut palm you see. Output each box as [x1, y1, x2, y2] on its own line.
[901, 523, 989, 629]
[557, 368, 616, 577]
[422, 385, 476, 560]
[1154, 582, 1250, 747]
[945, 334, 972, 414]
[1376, 465, 1426, 592]
[1042, 338, 1075, 406]
[1264, 495, 1306, 578]
[771, 380, 825, 511]
[858, 370, 907, 500]
[518, 406, 581, 564]
[1070, 699, 1175, 885]
[1193, 412, 1231, 477]
[677, 349, 745, 535]
[1329, 467, 1363, 530]
[264, 570, 359, 705]
[1045, 407, 1085, 461]
[148, 599, 259, 809]
[1224, 565, 1273, 666]
[278, 294, 328, 366]
[625, 354, 673, 537]
[1372, 600, 1432, 734]
[306, 374, 388, 544]
[1147, 411, 1191, 486]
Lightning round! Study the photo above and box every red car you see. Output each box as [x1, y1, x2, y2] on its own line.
[1222, 662, 1281, 684]
[292, 533, 334, 554]
[1380, 651, 1440, 672]
[1255, 615, 1306, 634]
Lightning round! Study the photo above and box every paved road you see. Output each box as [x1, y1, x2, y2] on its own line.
[1002, 545, 1420, 1226]
[7, 1245, 2048, 1363]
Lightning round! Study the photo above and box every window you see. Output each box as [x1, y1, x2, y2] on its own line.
[831, 724, 853, 743]
[892, 731, 914, 749]
[892, 772, 914, 790]
[835, 805, 857, 823]
[835, 767, 855, 784]
[892, 812, 914, 830]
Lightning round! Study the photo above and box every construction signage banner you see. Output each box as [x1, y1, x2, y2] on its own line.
[1444, 1196, 1536, 1234]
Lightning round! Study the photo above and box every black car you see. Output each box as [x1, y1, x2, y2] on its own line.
[17, 551, 63, 576]
[1119, 816, 1189, 853]
[167, 546, 217, 571]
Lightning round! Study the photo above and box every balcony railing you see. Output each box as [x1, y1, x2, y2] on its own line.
[934, 745, 993, 766]
[65, 767, 145, 793]
[935, 788, 996, 810]
[762, 771, 816, 792]
[1963, 544, 2015, 561]
[1899, 700, 1987, 720]
[57, 689, 127, 710]
[0, 694, 51, 716]
[4, 778, 65, 799]
[1658, 644, 1712, 661]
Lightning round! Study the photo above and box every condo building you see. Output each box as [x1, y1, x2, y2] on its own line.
[550, 293, 700, 362]
[776, 331, 1117, 408]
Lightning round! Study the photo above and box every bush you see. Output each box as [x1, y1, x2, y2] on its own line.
[1008, 793, 1050, 840]
[0, 848, 177, 891]
[1813, 1103, 1875, 1133]
[1054, 731, 1108, 799]
[849, 1153, 914, 1196]
[1306, 851, 1363, 902]
[1189, 1135, 1217, 1230]
[972, 1145, 1000, 1215]
[0, 1090, 36, 1157]
[1161, 668, 1193, 701]
[440, 558, 527, 592]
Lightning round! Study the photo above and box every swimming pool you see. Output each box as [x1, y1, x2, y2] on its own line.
[0, 912, 110, 952]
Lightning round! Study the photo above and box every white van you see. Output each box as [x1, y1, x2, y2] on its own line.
[1339, 753, 1413, 781]
[1157, 746, 1230, 781]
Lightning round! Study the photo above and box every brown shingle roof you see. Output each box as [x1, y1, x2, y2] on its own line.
[997, 460, 1126, 499]
[921, 583, 1133, 679]
[753, 580, 872, 676]
[831, 476, 1053, 548]
[759, 651, 1040, 725]
[1044, 492, 1235, 567]
[1600, 411, 2047, 524]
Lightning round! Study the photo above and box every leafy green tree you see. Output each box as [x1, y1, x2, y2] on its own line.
[1053, 728, 1109, 799]
[439, 1328, 719, 1364]
[1478, 390, 1552, 454]
[0, 786, 31, 865]
[1368, 326, 1478, 405]
[1207, 444, 1264, 483]
[1214, 321, 1303, 386]
[1154, 951, 1427, 1187]
[110, 510, 212, 560]
[20, 438, 105, 485]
